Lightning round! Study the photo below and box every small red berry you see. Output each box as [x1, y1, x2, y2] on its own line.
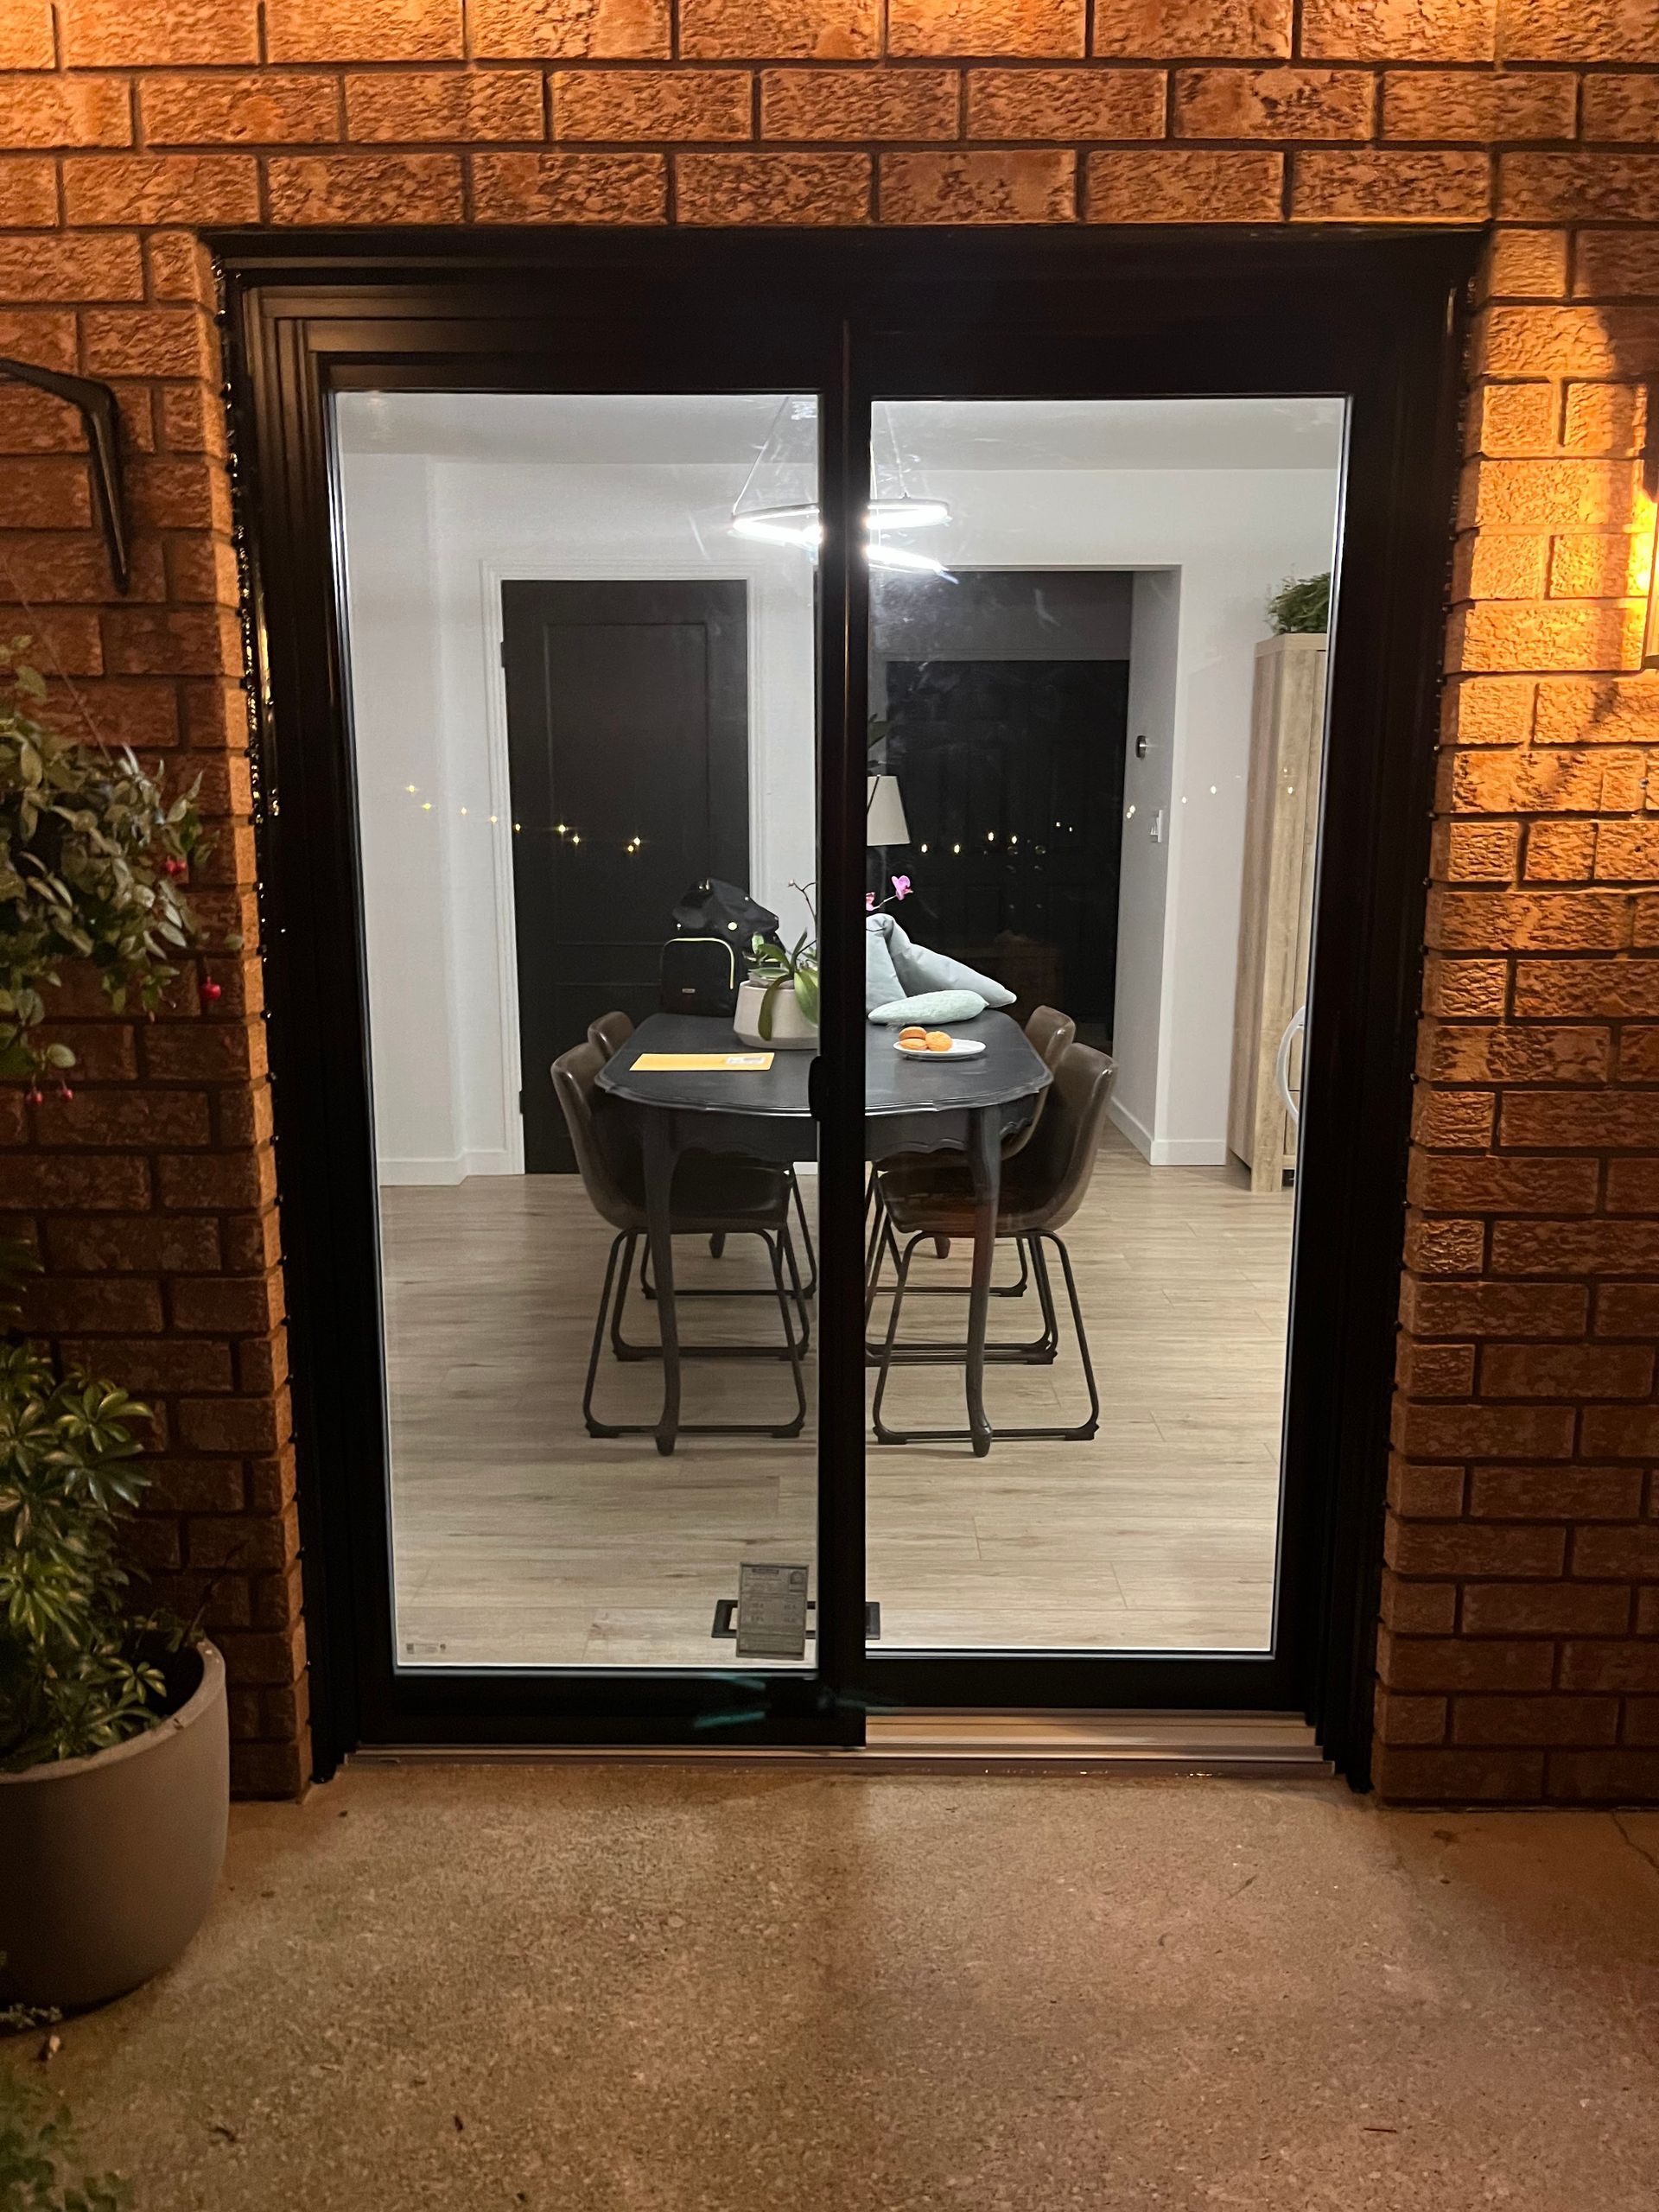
[200, 979, 223, 1006]
[60, 1085, 73, 1103]
[25, 1087, 42, 1107]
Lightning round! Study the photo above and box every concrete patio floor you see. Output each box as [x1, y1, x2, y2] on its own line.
[35, 1764, 1659, 2210]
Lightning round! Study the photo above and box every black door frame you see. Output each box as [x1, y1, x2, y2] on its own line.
[217, 225, 1476, 1784]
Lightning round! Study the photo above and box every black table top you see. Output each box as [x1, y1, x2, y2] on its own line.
[596, 1011, 1050, 1120]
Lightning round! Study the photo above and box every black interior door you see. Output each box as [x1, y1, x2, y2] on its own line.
[500, 579, 749, 1171]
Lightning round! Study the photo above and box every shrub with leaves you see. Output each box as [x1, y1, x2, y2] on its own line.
[0, 639, 207, 1089]
[1267, 574, 1331, 636]
[0, 2069, 129, 2212]
[0, 1245, 165, 1774]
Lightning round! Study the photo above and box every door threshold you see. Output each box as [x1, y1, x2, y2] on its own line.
[353, 1711, 1328, 1777]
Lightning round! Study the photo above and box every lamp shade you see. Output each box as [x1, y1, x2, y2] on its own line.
[866, 774, 910, 846]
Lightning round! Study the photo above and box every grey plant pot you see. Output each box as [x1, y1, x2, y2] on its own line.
[0, 1640, 228, 2011]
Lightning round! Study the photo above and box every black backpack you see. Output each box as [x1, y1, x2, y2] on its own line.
[658, 880, 779, 1018]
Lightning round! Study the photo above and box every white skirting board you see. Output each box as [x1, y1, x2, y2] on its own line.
[377, 1151, 517, 1187]
[1106, 1095, 1229, 1169]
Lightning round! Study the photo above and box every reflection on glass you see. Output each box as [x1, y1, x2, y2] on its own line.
[861, 397, 1346, 1656]
[334, 392, 820, 1670]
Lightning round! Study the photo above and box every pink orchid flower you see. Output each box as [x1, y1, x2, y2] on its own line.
[865, 891, 876, 912]
[890, 874, 912, 899]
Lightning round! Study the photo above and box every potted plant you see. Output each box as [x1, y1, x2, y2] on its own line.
[734, 880, 820, 1050]
[0, 641, 226, 2011]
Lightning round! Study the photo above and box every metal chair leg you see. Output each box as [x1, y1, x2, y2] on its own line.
[866, 1235, 1057, 1363]
[788, 1168, 818, 1300]
[766, 1230, 808, 1437]
[615, 1229, 803, 1364]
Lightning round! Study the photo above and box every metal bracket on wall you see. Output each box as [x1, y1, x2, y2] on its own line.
[0, 356, 130, 595]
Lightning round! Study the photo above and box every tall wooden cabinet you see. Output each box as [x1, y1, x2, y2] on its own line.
[1228, 632, 1327, 1192]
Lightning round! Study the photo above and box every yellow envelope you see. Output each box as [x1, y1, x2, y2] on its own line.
[632, 1052, 775, 1071]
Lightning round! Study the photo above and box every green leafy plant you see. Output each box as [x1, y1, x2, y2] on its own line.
[0, 1243, 169, 1774]
[1267, 574, 1331, 636]
[746, 880, 819, 1039]
[0, 2069, 129, 2211]
[0, 639, 208, 1091]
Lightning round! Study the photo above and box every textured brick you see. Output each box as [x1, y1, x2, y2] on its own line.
[1379, 1631, 1554, 1693]
[1373, 1690, 1446, 1745]
[1605, 1158, 1659, 1214]
[470, 0, 667, 53]
[267, 152, 464, 222]
[1413, 1088, 1495, 1149]
[1403, 1215, 1486, 1275]
[1574, 233, 1659, 303]
[1469, 1464, 1644, 1519]
[677, 150, 868, 220]
[1300, 0, 1495, 60]
[1596, 1284, 1659, 1337]
[1548, 1751, 1659, 1802]
[1457, 531, 1548, 601]
[63, 155, 261, 226]
[1513, 959, 1659, 1020]
[1372, 1746, 1545, 1802]
[1499, 1091, 1659, 1151]
[1596, 823, 1659, 883]
[346, 70, 543, 141]
[1502, 154, 1659, 224]
[471, 149, 667, 218]
[1460, 1581, 1631, 1636]
[0, 4, 53, 67]
[1561, 385, 1649, 460]
[1579, 1407, 1659, 1462]
[1090, 0, 1291, 59]
[1523, 821, 1599, 882]
[1421, 1025, 1610, 1085]
[264, 0, 464, 61]
[1394, 1403, 1576, 1463]
[1453, 1695, 1618, 1747]
[1395, 1345, 1475, 1402]
[1548, 531, 1643, 601]
[1501, 2, 1659, 64]
[766, 67, 959, 140]
[1454, 602, 1644, 673]
[1492, 1218, 1659, 1274]
[83, 307, 215, 381]
[1174, 65, 1372, 139]
[1484, 229, 1567, 302]
[1481, 1347, 1654, 1405]
[1559, 1642, 1659, 1694]
[887, 0, 1084, 54]
[1583, 76, 1659, 143]
[882, 149, 1075, 222]
[1484, 306, 1659, 379]
[0, 159, 60, 227]
[143, 74, 341, 147]
[60, 0, 260, 66]
[1085, 148, 1281, 221]
[1408, 1154, 1597, 1216]
[0, 74, 132, 149]
[965, 67, 1160, 138]
[680, 0, 878, 59]
[1388, 1519, 1568, 1576]
[1379, 1570, 1458, 1636]
[1421, 957, 1508, 1019]
[1382, 71, 1575, 143]
[1617, 1026, 1659, 1080]
[554, 68, 750, 139]
[1292, 148, 1490, 222]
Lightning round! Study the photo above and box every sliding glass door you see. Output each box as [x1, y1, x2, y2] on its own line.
[227, 229, 1471, 1774]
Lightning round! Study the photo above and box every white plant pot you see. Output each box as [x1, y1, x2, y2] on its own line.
[734, 977, 818, 1051]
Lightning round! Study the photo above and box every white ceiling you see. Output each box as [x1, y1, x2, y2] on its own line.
[335, 391, 1345, 474]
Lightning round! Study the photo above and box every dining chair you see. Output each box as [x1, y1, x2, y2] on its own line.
[868, 1039, 1116, 1446]
[550, 1042, 809, 1440]
[588, 1007, 818, 1301]
[865, 1004, 1077, 1320]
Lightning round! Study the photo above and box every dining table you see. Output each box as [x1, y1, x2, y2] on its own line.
[594, 1009, 1052, 1458]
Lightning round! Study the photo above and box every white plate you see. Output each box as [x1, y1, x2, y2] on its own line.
[894, 1035, 986, 1058]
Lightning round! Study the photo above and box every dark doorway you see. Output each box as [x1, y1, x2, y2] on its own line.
[500, 579, 749, 1172]
[882, 658, 1128, 1044]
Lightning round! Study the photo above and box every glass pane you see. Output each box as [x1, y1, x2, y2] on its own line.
[334, 391, 821, 1669]
[862, 397, 1346, 1655]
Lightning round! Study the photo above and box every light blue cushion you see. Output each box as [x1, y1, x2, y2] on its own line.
[869, 988, 987, 1026]
[882, 917, 1016, 1008]
[865, 916, 906, 1013]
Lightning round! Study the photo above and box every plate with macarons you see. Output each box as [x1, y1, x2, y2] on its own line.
[894, 1025, 986, 1058]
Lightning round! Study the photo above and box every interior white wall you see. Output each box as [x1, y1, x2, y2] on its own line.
[1111, 569, 1179, 1158]
[915, 465, 1340, 1165]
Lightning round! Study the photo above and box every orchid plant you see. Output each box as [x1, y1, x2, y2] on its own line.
[866, 873, 912, 916]
[747, 880, 820, 1039]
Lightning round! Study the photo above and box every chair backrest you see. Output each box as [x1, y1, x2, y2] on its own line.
[1015, 1039, 1116, 1235]
[587, 1009, 634, 1061]
[1004, 1004, 1077, 1160]
[550, 1041, 636, 1231]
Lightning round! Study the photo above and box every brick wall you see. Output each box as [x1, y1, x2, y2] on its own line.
[0, 0, 1655, 1801]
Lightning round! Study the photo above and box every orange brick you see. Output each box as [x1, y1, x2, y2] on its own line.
[1403, 1213, 1486, 1274]
[60, 0, 260, 66]
[1483, 228, 1568, 302]
[82, 307, 216, 380]
[0, 310, 76, 370]
[146, 230, 217, 306]
[1378, 1569, 1459, 1635]
[881, 148, 1075, 222]
[1292, 148, 1490, 222]
[0, 157, 58, 226]
[1090, 0, 1291, 59]
[1413, 1088, 1496, 1148]
[1085, 147, 1281, 221]
[1513, 957, 1659, 1019]
[1401, 1280, 1587, 1337]
[469, 149, 669, 219]
[1375, 1747, 1546, 1801]
[1378, 1633, 1555, 1695]
[143, 74, 341, 146]
[346, 71, 545, 140]
[1484, 305, 1659, 378]
[264, 0, 463, 61]
[1533, 677, 1659, 746]
[1382, 70, 1575, 143]
[1499, 1090, 1659, 1148]
[1422, 955, 1509, 1017]
[1575, 1414, 1659, 1469]
[1573, 235, 1659, 301]
[265, 152, 464, 222]
[1561, 384, 1648, 459]
[1300, 0, 1496, 60]
[1421, 1023, 1609, 1084]
[63, 154, 261, 226]
[0, 73, 131, 147]
[1618, 1027, 1659, 1079]
[1373, 1690, 1447, 1746]
[1450, 746, 1643, 815]
[1452, 601, 1643, 675]
[1548, 531, 1644, 601]
[887, 0, 1084, 54]
[1458, 531, 1548, 599]
[676, 150, 868, 221]
[680, 0, 878, 59]
[470, 0, 670, 57]
[1460, 1582, 1630, 1635]
[766, 67, 959, 140]
[0, 3, 53, 67]
[1435, 818, 1519, 881]
[1479, 1346, 1654, 1401]
[1408, 1153, 1598, 1215]
[1452, 1696, 1618, 1747]
[1522, 820, 1598, 882]
[1395, 1346, 1474, 1402]
[965, 67, 1161, 139]
[1430, 889, 1633, 952]
[1501, 153, 1659, 223]
[1441, 677, 1535, 747]
[1502, 3, 1659, 64]
[553, 68, 750, 140]
[1582, 75, 1659, 143]
[1598, 1284, 1659, 1334]
[1394, 1406, 1576, 1466]
[1174, 66, 1373, 140]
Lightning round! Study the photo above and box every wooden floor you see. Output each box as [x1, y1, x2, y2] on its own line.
[380, 1124, 1294, 1669]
